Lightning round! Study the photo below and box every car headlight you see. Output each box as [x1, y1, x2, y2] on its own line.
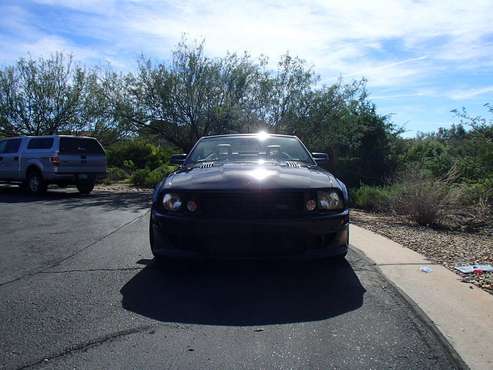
[317, 190, 343, 210]
[162, 193, 182, 211]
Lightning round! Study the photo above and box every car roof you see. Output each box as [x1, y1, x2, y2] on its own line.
[198, 133, 298, 140]
[2, 135, 97, 140]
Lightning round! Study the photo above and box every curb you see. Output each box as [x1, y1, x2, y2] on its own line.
[350, 244, 469, 370]
[349, 224, 493, 370]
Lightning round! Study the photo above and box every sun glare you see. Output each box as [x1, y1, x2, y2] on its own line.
[256, 131, 270, 141]
[249, 167, 275, 181]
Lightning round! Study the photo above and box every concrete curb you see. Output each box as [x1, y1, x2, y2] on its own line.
[350, 224, 493, 370]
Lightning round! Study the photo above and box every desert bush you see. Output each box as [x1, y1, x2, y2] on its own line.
[441, 199, 492, 231]
[106, 140, 173, 170]
[122, 160, 136, 173]
[131, 165, 175, 188]
[456, 177, 493, 204]
[351, 185, 394, 211]
[439, 181, 493, 231]
[103, 167, 129, 184]
[130, 169, 150, 187]
[391, 176, 450, 226]
[354, 177, 492, 230]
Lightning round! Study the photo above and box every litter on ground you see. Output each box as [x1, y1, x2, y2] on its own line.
[455, 264, 493, 274]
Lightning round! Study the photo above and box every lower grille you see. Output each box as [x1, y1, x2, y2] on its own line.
[198, 191, 305, 219]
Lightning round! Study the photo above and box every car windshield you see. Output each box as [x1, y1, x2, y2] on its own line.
[187, 135, 315, 165]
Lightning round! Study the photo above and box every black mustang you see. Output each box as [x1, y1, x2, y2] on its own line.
[150, 133, 349, 260]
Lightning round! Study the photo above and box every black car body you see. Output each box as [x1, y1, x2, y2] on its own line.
[150, 134, 349, 260]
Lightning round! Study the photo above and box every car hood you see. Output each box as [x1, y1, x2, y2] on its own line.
[162, 162, 341, 191]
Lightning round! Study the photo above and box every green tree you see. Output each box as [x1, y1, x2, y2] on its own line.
[0, 53, 129, 145]
[0, 53, 86, 136]
[403, 106, 493, 183]
[288, 79, 403, 186]
[113, 40, 262, 151]
[0, 40, 408, 187]
[253, 54, 317, 133]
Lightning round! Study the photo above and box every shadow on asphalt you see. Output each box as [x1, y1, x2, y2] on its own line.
[0, 185, 151, 211]
[121, 259, 366, 325]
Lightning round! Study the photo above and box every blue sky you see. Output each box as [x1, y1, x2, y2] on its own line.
[1, 0, 493, 137]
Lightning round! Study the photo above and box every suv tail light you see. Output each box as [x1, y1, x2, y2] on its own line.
[50, 155, 61, 167]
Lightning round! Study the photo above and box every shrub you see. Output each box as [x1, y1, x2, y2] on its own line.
[456, 177, 493, 204]
[352, 185, 394, 211]
[130, 169, 150, 187]
[440, 181, 493, 231]
[131, 165, 175, 188]
[106, 140, 174, 170]
[392, 177, 450, 226]
[103, 167, 129, 184]
[122, 160, 136, 173]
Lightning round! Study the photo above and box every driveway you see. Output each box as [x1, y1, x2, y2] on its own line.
[0, 186, 462, 369]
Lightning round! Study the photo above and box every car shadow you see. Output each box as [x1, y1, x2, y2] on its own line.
[0, 185, 151, 211]
[121, 258, 366, 326]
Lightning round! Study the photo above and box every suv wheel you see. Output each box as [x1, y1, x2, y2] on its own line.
[26, 170, 47, 194]
[76, 182, 95, 195]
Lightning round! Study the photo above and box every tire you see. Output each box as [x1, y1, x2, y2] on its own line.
[149, 221, 169, 266]
[149, 222, 159, 261]
[76, 182, 95, 194]
[26, 170, 47, 194]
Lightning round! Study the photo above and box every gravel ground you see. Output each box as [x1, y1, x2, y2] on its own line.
[351, 209, 493, 294]
[95, 182, 153, 193]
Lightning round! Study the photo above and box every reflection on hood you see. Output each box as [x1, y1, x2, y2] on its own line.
[164, 161, 339, 191]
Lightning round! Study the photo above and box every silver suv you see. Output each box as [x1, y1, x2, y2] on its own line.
[0, 135, 107, 194]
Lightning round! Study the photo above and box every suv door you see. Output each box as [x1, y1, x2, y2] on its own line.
[0, 140, 6, 179]
[0, 138, 22, 180]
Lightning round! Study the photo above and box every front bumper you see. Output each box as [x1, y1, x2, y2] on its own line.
[150, 209, 349, 259]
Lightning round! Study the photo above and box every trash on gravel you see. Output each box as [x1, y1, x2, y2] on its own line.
[455, 264, 493, 274]
[420, 266, 433, 273]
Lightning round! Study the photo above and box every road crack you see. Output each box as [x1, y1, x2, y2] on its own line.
[17, 325, 156, 369]
[0, 210, 149, 288]
[40, 266, 146, 274]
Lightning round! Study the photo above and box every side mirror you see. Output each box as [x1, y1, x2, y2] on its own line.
[312, 152, 329, 166]
[170, 154, 187, 165]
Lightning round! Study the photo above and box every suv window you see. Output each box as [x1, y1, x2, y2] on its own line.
[5, 139, 21, 153]
[28, 138, 54, 150]
[59, 137, 105, 155]
[0, 140, 6, 153]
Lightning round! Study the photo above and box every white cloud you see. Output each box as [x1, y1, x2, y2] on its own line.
[118, 0, 493, 87]
[8, 35, 97, 60]
[448, 86, 493, 100]
[1, 0, 493, 89]
[31, 0, 117, 13]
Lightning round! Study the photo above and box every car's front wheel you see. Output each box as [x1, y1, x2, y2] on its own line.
[150, 220, 173, 265]
[26, 170, 47, 194]
[76, 182, 95, 194]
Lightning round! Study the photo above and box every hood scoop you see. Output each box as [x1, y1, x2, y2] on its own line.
[197, 161, 215, 168]
[285, 161, 302, 168]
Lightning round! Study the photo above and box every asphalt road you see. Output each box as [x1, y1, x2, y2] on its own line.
[0, 186, 462, 369]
